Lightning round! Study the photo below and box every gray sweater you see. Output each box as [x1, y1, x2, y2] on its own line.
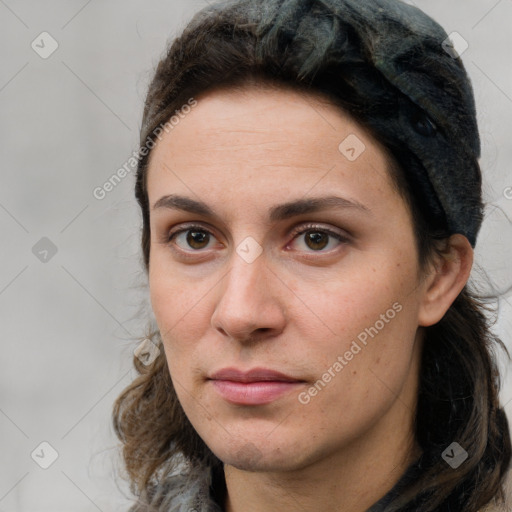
[128, 456, 510, 511]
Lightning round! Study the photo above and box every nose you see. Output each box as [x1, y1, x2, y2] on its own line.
[210, 249, 287, 343]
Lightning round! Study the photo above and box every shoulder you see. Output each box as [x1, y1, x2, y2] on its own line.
[129, 465, 224, 512]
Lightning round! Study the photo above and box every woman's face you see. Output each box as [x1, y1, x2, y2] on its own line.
[146, 85, 427, 472]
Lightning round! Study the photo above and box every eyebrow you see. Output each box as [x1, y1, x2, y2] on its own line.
[152, 194, 371, 221]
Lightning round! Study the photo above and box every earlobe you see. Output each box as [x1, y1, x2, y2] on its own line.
[418, 235, 474, 327]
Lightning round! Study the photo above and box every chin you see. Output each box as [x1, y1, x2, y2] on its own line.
[207, 434, 316, 473]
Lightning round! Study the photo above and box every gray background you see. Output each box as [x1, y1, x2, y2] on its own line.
[0, 1, 511, 510]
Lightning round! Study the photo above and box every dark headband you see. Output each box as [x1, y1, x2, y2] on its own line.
[253, 0, 483, 245]
[141, 0, 483, 245]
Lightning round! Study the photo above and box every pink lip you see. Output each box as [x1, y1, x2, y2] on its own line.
[208, 367, 305, 405]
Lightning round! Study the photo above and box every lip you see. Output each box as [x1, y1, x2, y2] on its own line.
[208, 367, 305, 405]
[209, 367, 302, 383]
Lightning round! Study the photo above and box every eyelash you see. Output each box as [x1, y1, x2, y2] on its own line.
[165, 223, 350, 258]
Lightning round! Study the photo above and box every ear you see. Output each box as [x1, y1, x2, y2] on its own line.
[418, 234, 473, 327]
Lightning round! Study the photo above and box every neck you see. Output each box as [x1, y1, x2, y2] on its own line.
[223, 368, 422, 512]
[224, 420, 421, 512]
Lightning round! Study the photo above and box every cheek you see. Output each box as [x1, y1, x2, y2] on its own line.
[148, 257, 206, 355]
[290, 252, 419, 348]
[148, 231, 422, 375]
[292, 255, 421, 401]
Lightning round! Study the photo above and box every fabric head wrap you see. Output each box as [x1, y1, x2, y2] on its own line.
[141, 0, 483, 245]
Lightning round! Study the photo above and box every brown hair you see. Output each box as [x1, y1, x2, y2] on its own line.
[113, 1, 511, 510]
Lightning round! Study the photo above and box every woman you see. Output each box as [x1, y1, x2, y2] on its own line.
[113, 0, 512, 510]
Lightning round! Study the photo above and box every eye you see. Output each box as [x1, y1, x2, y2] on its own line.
[168, 225, 219, 251]
[288, 224, 349, 253]
[165, 223, 349, 257]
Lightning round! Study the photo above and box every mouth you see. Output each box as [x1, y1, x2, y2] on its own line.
[207, 367, 306, 405]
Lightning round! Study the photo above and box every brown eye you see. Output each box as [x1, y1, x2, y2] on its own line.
[288, 224, 350, 254]
[168, 227, 217, 251]
[186, 230, 210, 249]
[305, 231, 329, 250]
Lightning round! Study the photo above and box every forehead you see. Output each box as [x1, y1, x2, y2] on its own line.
[145, 84, 397, 209]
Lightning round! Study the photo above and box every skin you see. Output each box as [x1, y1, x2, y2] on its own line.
[146, 84, 473, 512]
